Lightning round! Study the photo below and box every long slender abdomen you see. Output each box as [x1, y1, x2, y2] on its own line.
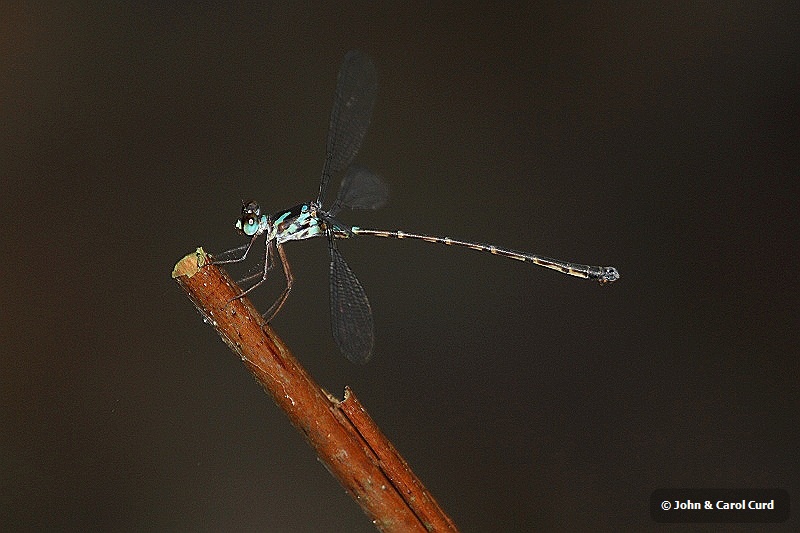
[350, 226, 619, 284]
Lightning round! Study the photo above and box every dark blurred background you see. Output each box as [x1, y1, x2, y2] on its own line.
[2, 2, 797, 531]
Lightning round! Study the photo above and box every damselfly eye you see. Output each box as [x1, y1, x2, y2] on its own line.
[242, 216, 259, 236]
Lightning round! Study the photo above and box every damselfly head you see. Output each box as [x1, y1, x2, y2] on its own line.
[235, 200, 264, 236]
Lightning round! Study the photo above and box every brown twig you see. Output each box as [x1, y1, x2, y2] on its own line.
[172, 248, 459, 532]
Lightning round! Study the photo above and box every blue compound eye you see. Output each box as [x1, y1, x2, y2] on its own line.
[242, 216, 259, 236]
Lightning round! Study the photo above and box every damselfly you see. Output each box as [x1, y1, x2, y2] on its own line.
[214, 50, 619, 364]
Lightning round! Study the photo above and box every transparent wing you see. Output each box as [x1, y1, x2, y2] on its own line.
[317, 50, 378, 206]
[329, 165, 389, 216]
[328, 239, 374, 364]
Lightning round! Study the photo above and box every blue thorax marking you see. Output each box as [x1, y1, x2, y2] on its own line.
[271, 203, 325, 243]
